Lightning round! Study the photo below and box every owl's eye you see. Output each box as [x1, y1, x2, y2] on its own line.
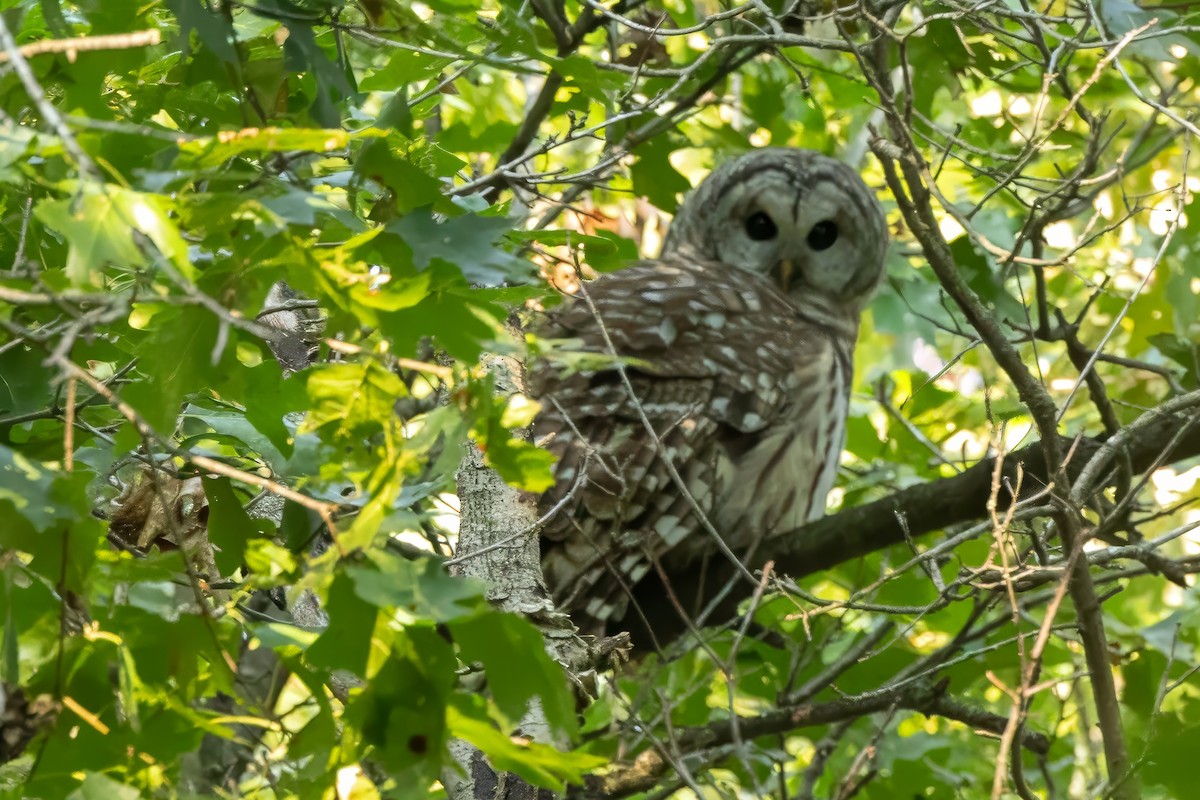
[744, 211, 777, 241]
[807, 220, 839, 250]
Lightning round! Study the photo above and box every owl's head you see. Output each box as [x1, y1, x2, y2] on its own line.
[661, 148, 888, 314]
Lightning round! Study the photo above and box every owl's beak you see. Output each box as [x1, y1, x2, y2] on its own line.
[774, 259, 795, 292]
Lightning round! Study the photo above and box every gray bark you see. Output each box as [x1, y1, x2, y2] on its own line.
[444, 350, 586, 800]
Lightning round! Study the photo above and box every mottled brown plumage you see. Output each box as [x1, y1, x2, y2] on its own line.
[531, 149, 888, 634]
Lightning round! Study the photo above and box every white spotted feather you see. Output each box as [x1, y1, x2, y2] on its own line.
[530, 148, 888, 634]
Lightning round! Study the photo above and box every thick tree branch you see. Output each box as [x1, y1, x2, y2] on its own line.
[620, 398, 1200, 641]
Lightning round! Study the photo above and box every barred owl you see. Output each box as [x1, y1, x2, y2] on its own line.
[531, 148, 888, 637]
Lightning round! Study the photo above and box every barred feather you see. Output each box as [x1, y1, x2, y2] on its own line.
[531, 149, 887, 635]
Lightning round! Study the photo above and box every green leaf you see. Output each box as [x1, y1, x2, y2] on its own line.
[631, 134, 691, 210]
[0, 445, 101, 590]
[376, 272, 508, 360]
[1096, 0, 1200, 61]
[469, 388, 556, 492]
[122, 306, 243, 432]
[346, 626, 457, 780]
[184, 402, 289, 472]
[949, 234, 1025, 323]
[179, 127, 355, 170]
[388, 210, 535, 286]
[346, 551, 484, 622]
[360, 49, 455, 91]
[167, 0, 238, 64]
[1149, 332, 1198, 387]
[250, 621, 321, 651]
[277, 9, 354, 126]
[0, 343, 56, 419]
[1142, 720, 1200, 796]
[0, 124, 36, 181]
[243, 539, 298, 584]
[451, 612, 576, 735]
[201, 476, 273, 575]
[112, 188, 192, 275]
[302, 361, 407, 439]
[447, 694, 605, 789]
[477, 435, 556, 493]
[36, 191, 146, 285]
[356, 148, 448, 214]
[241, 365, 312, 460]
[35, 186, 196, 285]
[307, 573, 378, 675]
[67, 772, 141, 800]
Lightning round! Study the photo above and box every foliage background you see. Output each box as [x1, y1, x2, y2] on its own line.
[1, 0, 1200, 798]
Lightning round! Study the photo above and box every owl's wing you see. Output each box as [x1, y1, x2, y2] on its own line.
[530, 258, 848, 632]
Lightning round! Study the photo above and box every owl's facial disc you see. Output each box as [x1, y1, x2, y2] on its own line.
[724, 169, 882, 306]
[662, 149, 888, 313]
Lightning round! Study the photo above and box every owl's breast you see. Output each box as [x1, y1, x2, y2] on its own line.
[704, 337, 852, 556]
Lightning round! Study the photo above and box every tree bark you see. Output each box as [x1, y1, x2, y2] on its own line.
[445, 349, 586, 800]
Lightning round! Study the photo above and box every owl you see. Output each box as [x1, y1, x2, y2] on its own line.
[530, 148, 888, 637]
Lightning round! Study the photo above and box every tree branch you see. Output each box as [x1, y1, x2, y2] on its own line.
[581, 679, 1050, 799]
[619, 396, 1200, 641]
